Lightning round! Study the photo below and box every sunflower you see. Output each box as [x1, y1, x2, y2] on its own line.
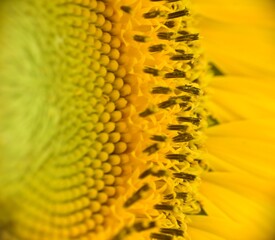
[0, 0, 274, 240]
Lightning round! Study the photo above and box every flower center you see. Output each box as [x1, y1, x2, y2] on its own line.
[110, 1, 209, 239]
[0, 0, 210, 239]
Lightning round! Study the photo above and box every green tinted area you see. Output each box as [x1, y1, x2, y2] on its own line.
[0, 1, 129, 239]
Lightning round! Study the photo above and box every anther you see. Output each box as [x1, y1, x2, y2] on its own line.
[177, 95, 191, 101]
[139, 169, 152, 179]
[149, 44, 165, 52]
[165, 69, 185, 78]
[176, 85, 200, 95]
[172, 133, 193, 142]
[176, 192, 188, 199]
[170, 54, 193, 61]
[139, 168, 166, 179]
[178, 30, 189, 35]
[166, 154, 187, 162]
[150, 233, 173, 240]
[175, 49, 185, 54]
[164, 194, 174, 200]
[139, 108, 155, 117]
[152, 170, 166, 177]
[143, 67, 159, 76]
[167, 125, 188, 131]
[152, 87, 171, 94]
[158, 98, 177, 109]
[167, 9, 189, 19]
[183, 105, 192, 111]
[175, 33, 199, 42]
[120, 6, 132, 14]
[133, 221, 156, 231]
[133, 35, 148, 42]
[177, 116, 200, 125]
[157, 32, 173, 40]
[143, 143, 159, 155]
[151, 135, 167, 142]
[173, 172, 196, 181]
[179, 102, 188, 108]
[124, 184, 150, 207]
[164, 21, 175, 28]
[160, 228, 184, 236]
[143, 10, 160, 19]
[154, 204, 174, 211]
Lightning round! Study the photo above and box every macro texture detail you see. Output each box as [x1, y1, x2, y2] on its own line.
[0, 0, 274, 240]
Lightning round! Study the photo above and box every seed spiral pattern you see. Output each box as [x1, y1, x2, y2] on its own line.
[0, 0, 211, 240]
[0, 1, 131, 239]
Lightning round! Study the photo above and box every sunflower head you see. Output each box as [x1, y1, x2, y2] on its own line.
[0, 0, 275, 240]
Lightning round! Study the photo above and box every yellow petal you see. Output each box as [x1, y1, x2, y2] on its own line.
[189, 216, 244, 240]
[208, 76, 275, 122]
[199, 181, 274, 239]
[195, 15, 275, 77]
[203, 171, 274, 206]
[206, 119, 275, 180]
[193, 0, 275, 27]
[188, 226, 226, 240]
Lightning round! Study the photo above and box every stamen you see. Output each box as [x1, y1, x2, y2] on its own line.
[176, 85, 200, 95]
[167, 124, 188, 131]
[164, 21, 175, 28]
[139, 108, 155, 117]
[170, 54, 193, 61]
[120, 6, 132, 14]
[144, 67, 159, 76]
[152, 87, 171, 94]
[154, 204, 174, 211]
[172, 133, 193, 142]
[143, 10, 161, 19]
[166, 154, 187, 162]
[149, 44, 165, 52]
[176, 192, 188, 200]
[177, 116, 200, 125]
[167, 0, 180, 2]
[158, 98, 177, 109]
[177, 95, 191, 101]
[167, 10, 189, 19]
[133, 35, 148, 42]
[173, 172, 196, 181]
[139, 168, 166, 179]
[160, 228, 184, 236]
[151, 135, 167, 142]
[165, 69, 186, 78]
[157, 32, 173, 40]
[133, 221, 156, 231]
[139, 169, 152, 179]
[175, 33, 199, 42]
[124, 184, 150, 207]
[164, 194, 174, 200]
[143, 143, 160, 155]
[151, 233, 173, 240]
